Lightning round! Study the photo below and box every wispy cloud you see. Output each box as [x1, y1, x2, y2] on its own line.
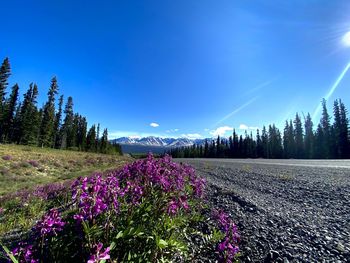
[150, 122, 159, 128]
[243, 78, 278, 97]
[214, 97, 258, 127]
[210, 126, 233, 137]
[181, 133, 203, 139]
[166, 128, 179, 133]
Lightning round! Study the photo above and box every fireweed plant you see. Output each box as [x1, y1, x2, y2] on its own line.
[1, 154, 240, 262]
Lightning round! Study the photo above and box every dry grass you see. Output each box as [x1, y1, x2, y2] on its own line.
[0, 144, 131, 196]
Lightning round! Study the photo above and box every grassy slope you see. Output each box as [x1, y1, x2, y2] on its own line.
[0, 144, 131, 196]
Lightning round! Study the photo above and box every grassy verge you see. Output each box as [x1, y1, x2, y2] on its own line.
[0, 144, 131, 196]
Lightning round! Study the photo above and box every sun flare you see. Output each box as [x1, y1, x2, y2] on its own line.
[342, 31, 350, 46]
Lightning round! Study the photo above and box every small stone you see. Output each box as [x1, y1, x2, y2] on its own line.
[336, 243, 345, 252]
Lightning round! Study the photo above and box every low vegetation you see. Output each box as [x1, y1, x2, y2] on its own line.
[0, 144, 129, 196]
[0, 154, 240, 263]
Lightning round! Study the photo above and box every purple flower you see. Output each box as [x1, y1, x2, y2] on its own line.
[87, 243, 111, 263]
[212, 209, 240, 262]
[35, 209, 65, 236]
[11, 242, 38, 263]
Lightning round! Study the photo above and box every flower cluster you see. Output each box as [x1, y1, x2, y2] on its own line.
[72, 154, 206, 222]
[213, 209, 240, 262]
[7, 154, 237, 262]
[35, 209, 65, 236]
[87, 243, 111, 263]
[11, 242, 38, 263]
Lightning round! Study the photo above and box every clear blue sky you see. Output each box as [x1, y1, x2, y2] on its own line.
[2, 0, 350, 139]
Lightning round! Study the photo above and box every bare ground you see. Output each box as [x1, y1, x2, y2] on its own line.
[177, 159, 350, 263]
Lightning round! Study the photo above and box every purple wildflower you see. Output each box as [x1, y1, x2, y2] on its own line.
[11, 242, 38, 263]
[87, 243, 111, 263]
[35, 209, 65, 236]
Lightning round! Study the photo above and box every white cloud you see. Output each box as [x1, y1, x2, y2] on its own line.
[210, 126, 233, 137]
[239, 124, 248, 130]
[150, 122, 159, 128]
[204, 128, 209, 131]
[239, 124, 259, 130]
[181, 133, 203, 139]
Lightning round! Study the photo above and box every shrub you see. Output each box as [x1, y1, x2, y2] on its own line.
[27, 160, 39, 168]
[2, 155, 12, 161]
[2, 154, 240, 262]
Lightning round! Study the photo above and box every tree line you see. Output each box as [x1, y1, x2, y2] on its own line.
[169, 99, 350, 159]
[0, 57, 122, 155]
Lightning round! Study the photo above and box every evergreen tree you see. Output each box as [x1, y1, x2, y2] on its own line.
[53, 95, 64, 148]
[2, 84, 19, 141]
[61, 96, 74, 149]
[261, 126, 269, 158]
[304, 113, 314, 159]
[96, 123, 100, 151]
[86, 125, 97, 152]
[76, 115, 87, 151]
[100, 128, 109, 154]
[283, 121, 290, 158]
[256, 129, 263, 157]
[320, 99, 331, 158]
[19, 83, 40, 144]
[39, 77, 59, 147]
[339, 100, 349, 158]
[294, 113, 304, 158]
[0, 57, 11, 117]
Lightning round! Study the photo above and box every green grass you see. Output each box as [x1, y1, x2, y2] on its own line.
[0, 144, 131, 196]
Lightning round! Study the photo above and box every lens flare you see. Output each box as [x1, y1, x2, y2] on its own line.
[342, 31, 350, 46]
[313, 62, 350, 120]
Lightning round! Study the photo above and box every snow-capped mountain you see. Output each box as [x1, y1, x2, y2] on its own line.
[111, 136, 205, 147]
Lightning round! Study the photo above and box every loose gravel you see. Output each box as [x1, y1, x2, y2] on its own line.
[177, 159, 350, 263]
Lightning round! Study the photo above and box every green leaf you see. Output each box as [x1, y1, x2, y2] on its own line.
[116, 231, 124, 239]
[158, 239, 168, 249]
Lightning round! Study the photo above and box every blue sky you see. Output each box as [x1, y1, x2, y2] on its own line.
[2, 0, 350, 139]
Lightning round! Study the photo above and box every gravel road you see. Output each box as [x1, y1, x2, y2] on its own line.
[177, 159, 350, 263]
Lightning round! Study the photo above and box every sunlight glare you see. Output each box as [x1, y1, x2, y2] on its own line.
[342, 31, 350, 46]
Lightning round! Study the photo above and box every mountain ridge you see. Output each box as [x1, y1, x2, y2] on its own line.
[111, 136, 207, 147]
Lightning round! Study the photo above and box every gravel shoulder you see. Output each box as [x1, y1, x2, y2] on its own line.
[177, 159, 350, 263]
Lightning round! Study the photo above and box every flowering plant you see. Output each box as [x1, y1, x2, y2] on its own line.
[2, 154, 239, 262]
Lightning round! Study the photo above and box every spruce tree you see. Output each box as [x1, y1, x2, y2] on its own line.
[61, 96, 74, 149]
[339, 100, 349, 158]
[39, 77, 59, 147]
[86, 125, 97, 152]
[283, 121, 290, 158]
[53, 95, 64, 148]
[294, 113, 304, 158]
[100, 128, 109, 153]
[261, 126, 269, 158]
[19, 83, 40, 144]
[0, 57, 11, 117]
[2, 84, 19, 142]
[320, 99, 331, 158]
[304, 113, 314, 159]
[256, 129, 263, 158]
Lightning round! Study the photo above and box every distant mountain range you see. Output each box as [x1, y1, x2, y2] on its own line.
[111, 136, 206, 147]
